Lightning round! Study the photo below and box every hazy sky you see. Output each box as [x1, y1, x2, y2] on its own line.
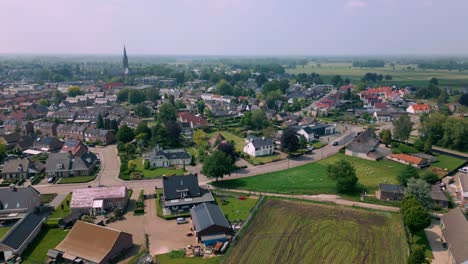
[1, 0, 467, 55]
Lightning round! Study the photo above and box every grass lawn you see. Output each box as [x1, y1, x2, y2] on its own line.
[311, 140, 327, 149]
[133, 157, 185, 179]
[207, 131, 245, 152]
[157, 254, 223, 264]
[215, 194, 258, 222]
[22, 228, 69, 264]
[0, 227, 11, 239]
[214, 153, 406, 195]
[243, 152, 286, 166]
[432, 153, 466, 171]
[49, 193, 72, 219]
[40, 193, 57, 204]
[412, 230, 433, 260]
[58, 175, 96, 184]
[225, 199, 408, 264]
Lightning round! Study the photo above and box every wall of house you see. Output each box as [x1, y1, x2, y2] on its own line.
[345, 149, 376, 161]
[197, 225, 231, 240]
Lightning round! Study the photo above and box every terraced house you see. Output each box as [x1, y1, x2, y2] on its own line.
[143, 145, 191, 168]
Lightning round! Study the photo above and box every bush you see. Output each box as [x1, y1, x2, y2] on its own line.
[143, 160, 150, 170]
[401, 197, 431, 233]
[168, 250, 186, 258]
[407, 245, 427, 264]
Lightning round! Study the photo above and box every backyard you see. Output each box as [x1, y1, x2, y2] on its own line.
[49, 193, 72, 219]
[132, 157, 185, 179]
[21, 228, 69, 264]
[214, 193, 259, 222]
[213, 153, 407, 195]
[431, 153, 466, 172]
[224, 199, 408, 264]
[207, 131, 246, 152]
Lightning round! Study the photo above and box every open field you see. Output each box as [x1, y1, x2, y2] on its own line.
[22, 228, 69, 264]
[133, 157, 185, 178]
[225, 199, 408, 264]
[213, 153, 406, 195]
[286, 62, 468, 87]
[207, 131, 245, 152]
[432, 153, 466, 171]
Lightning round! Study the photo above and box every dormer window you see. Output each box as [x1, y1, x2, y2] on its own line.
[56, 163, 63, 169]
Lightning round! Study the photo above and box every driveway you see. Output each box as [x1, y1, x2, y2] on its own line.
[424, 219, 449, 264]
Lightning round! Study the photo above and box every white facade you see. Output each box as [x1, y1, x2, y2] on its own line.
[297, 129, 314, 143]
[243, 141, 274, 157]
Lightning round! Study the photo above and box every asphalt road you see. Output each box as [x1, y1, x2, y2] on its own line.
[34, 130, 357, 195]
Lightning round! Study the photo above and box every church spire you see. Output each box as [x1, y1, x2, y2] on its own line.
[123, 45, 129, 69]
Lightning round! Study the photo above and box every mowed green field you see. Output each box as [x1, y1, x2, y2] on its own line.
[287, 62, 468, 87]
[213, 153, 405, 194]
[225, 200, 408, 264]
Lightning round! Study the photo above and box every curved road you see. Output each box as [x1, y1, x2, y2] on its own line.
[34, 131, 357, 195]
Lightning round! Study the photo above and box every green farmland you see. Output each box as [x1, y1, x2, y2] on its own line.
[224, 199, 408, 264]
[287, 62, 468, 87]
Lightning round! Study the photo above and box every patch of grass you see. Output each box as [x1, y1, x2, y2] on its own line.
[311, 140, 327, 149]
[207, 131, 246, 152]
[432, 153, 466, 171]
[214, 153, 406, 195]
[49, 193, 72, 219]
[57, 175, 96, 184]
[225, 199, 408, 264]
[243, 152, 285, 166]
[133, 157, 185, 179]
[215, 194, 258, 222]
[0, 227, 11, 239]
[22, 228, 69, 264]
[412, 230, 433, 260]
[156, 254, 224, 264]
[40, 193, 57, 204]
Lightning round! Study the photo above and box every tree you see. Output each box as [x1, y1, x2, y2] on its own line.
[217, 141, 236, 164]
[134, 104, 151, 118]
[327, 160, 358, 193]
[202, 151, 233, 181]
[251, 109, 268, 130]
[380, 129, 392, 147]
[128, 160, 137, 173]
[393, 115, 413, 142]
[38, 99, 50, 107]
[398, 164, 419, 186]
[116, 125, 135, 143]
[97, 114, 104, 129]
[421, 170, 439, 185]
[67, 86, 82, 97]
[117, 88, 130, 102]
[193, 130, 207, 146]
[280, 127, 299, 152]
[423, 136, 432, 154]
[216, 79, 233, 95]
[330, 75, 343, 87]
[144, 160, 150, 170]
[262, 127, 277, 138]
[0, 143, 6, 162]
[429, 77, 439, 86]
[298, 135, 307, 153]
[405, 178, 432, 208]
[128, 89, 146, 104]
[196, 99, 205, 114]
[158, 103, 177, 122]
[407, 246, 426, 264]
[401, 197, 431, 233]
[135, 122, 151, 141]
[165, 121, 181, 147]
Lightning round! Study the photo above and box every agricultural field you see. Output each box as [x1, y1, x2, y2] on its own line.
[225, 199, 408, 264]
[286, 62, 468, 87]
[213, 153, 406, 195]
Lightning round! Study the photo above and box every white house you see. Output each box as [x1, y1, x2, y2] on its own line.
[297, 126, 315, 143]
[243, 136, 274, 157]
[297, 123, 336, 143]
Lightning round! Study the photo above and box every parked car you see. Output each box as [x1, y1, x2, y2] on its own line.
[47, 177, 55, 183]
[332, 141, 339, 146]
[459, 167, 468, 173]
[176, 217, 188, 224]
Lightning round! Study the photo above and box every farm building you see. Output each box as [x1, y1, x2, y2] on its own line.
[71, 186, 128, 215]
[54, 221, 133, 264]
[345, 129, 386, 161]
[387, 153, 429, 168]
[162, 174, 214, 214]
[440, 208, 468, 264]
[190, 203, 232, 246]
[376, 184, 405, 201]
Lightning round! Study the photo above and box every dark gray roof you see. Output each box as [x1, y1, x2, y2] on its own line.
[73, 152, 97, 171]
[346, 129, 379, 154]
[1, 159, 30, 174]
[441, 208, 468, 264]
[1, 212, 45, 250]
[431, 185, 449, 202]
[190, 203, 230, 232]
[248, 137, 273, 148]
[379, 184, 404, 194]
[163, 174, 200, 200]
[0, 186, 41, 212]
[45, 152, 72, 172]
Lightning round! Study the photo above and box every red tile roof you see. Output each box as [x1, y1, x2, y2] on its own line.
[410, 104, 430, 111]
[389, 153, 424, 165]
[178, 112, 209, 127]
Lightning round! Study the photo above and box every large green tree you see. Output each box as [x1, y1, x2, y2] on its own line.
[401, 196, 431, 233]
[393, 114, 412, 142]
[128, 89, 146, 104]
[405, 178, 432, 208]
[216, 79, 233, 95]
[116, 125, 135, 143]
[202, 151, 233, 181]
[327, 160, 358, 193]
[398, 164, 419, 186]
[280, 127, 299, 152]
[158, 103, 178, 123]
[67, 86, 82, 97]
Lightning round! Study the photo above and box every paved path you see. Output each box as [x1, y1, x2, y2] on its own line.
[212, 188, 400, 212]
[48, 193, 67, 209]
[424, 219, 449, 264]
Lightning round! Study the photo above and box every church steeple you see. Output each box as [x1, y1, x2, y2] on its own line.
[123, 45, 129, 77]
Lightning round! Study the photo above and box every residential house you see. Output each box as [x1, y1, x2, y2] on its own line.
[406, 103, 431, 114]
[387, 153, 429, 168]
[440, 208, 468, 264]
[0, 186, 41, 214]
[431, 185, 449, 209]
[297, 123, 336, 142]
[143, 145, 191, 168]
[345, 129, 386, 160]
[1, 159, 44, 180]
[83, 128, 116, 145]
[53, 221, 133, 264]
[33, 136, 63, 152]
[45, 152, 97, 178]
[56, 124, 86, 141]
[243, 136, 274, 157]
[178, 112, 209, 129]
[3, 120, 33, 135]
[190, 203, 231, 246]
[60, 139, 88, 157]
[376, 184, 405, 201]
[71, 186, 128, 215]
[0, 133, 21, 149]
[33, 121, 57, 136]
[162, 174, 215, 213]
[456, 173, 468, 209]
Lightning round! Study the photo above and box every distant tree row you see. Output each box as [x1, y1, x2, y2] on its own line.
[352, 59, 385, 68]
